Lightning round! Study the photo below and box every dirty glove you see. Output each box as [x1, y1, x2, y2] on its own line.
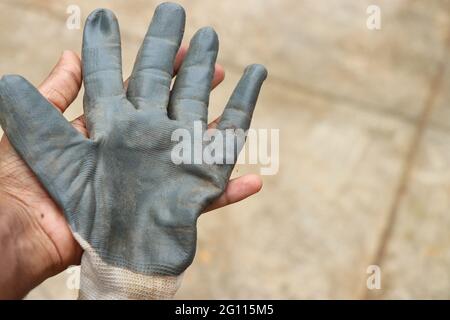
[0, 2, 267, 299]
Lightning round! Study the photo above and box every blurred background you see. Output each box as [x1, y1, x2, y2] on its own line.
[0, 0, 449, 299]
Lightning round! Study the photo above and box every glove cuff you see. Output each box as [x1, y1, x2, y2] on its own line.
[74, 234, 182, 300]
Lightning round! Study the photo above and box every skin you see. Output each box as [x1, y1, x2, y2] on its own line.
[0, 48, 262, 299]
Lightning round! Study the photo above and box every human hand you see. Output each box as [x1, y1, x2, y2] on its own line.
[0, 2, 266, 299]
[0, 46, 261, 299]
[0, 51, 82, 299]
[0, 48, 261, 299]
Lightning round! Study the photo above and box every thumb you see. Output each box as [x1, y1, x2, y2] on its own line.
[38, 50, 82, 112]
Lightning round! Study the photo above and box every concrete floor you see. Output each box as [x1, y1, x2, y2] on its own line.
[0, 0, 449, 299]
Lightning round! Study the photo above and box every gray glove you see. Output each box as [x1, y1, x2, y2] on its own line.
[0, 2, 267, 299]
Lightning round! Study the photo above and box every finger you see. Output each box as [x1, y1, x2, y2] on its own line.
[82, 9, 124, 104]
[127, 2, 185, 111]
[173, 45, 188, 72]
[169, 27, 219, 124]
[173, 46, 224, 89]
[124, 47, 225, 90]
[211, 63, 225, 90]
[208, 115, 221, 129]
[217, 64, 267, 131]
[0, 75, 87, 196]
[203, 174, 263, 212]
[38, 50, 82, 112]
[122, 46, 188, 90]
[71, 115, 89, 137]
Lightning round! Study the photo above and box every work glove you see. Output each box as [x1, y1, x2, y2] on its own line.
[0, 2, 267, 299]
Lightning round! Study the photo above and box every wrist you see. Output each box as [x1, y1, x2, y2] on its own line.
[75, 235, 182, 300]
[0, 192, 62, 299]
